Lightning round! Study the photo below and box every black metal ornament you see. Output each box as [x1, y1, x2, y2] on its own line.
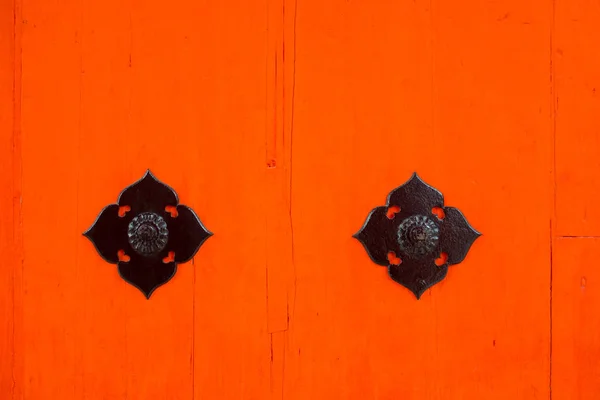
[84, 170, 212, 298]
[353, 173, 480, 299]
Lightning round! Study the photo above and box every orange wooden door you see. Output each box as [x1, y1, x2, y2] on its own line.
[2, 0, 600, 399]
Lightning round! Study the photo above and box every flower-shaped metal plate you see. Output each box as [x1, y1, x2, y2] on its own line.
[84, 170, 212, 298]
[353, 173, 480, 299]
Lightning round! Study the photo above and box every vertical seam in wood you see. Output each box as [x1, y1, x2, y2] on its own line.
[265, 0, 283, 168]
[549, 0, 557, 397]
[11, 0, 23, 397]
[549, 221, 554, 400]
[77, 0, 85, 394]
[280, 332, 286, 400]
[269, 333, 274, 398]
[192, 258, 196, 400]
[287, 0, 297, 335]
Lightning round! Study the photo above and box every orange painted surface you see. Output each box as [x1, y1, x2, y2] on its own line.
[0, 0, 598, 399]
[0, 0, 17, 397]
[555, 0, 600, 237]
[553, 238, 600, 399]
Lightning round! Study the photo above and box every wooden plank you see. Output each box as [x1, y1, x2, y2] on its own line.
[265, 0, 296, 337]
[75, 2, 136, 395]
[555, 0, 600, 237]
[0, 0, 17, 397]
[189, 1, 271, 398]
[283, 0, 552, 398]
[552, 2, 600, 398]
[553, 238, 600, 398]
[77, 0, 196, 397]
[264, 1, 297, 398]
[21, 0, 272, 398]
[20, 0, 85, 396]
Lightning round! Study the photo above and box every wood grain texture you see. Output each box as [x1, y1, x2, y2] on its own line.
[18, 0, 270, 398]
[2, 0, 600, 398]
[282, 0, 552, 398]
[555, 0, 600, 237]
[0, 0, 17, 397]
[187, 1, 271, 398]
[552, 238, 600, 399]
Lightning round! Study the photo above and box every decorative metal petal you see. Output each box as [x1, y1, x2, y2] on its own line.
[168, 205, 213, 263]
[386, 173, 444, 215]
[83, 204, 128, 264]
[353, 206, 402, 266]
[117, 254, 177, 299]
[118, 170, 179, 214]
[440, 207, 481, 265]
[388, 258, 448, 299]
